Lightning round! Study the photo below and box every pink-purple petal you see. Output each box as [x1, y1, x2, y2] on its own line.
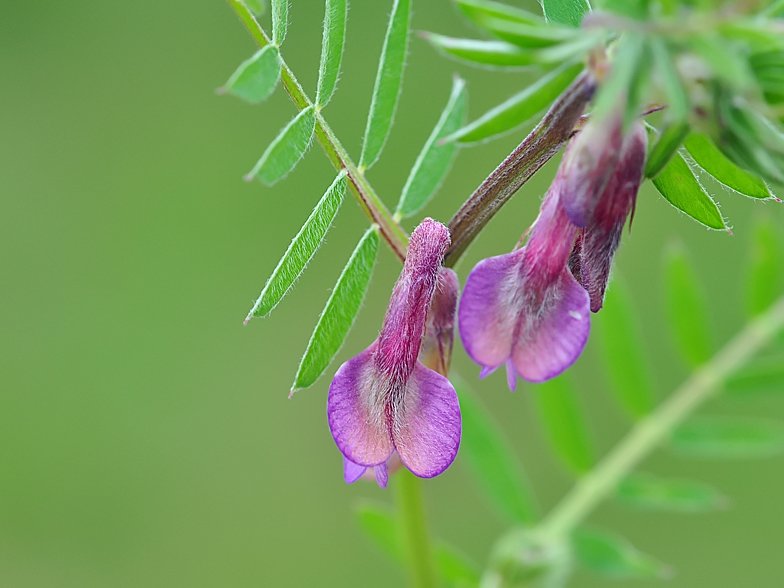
[327, 345, 395, 468]
[393, 363, 461, 478]
[510, 270, 590, 382]
[458, 250, 523, 371]
[343, 456, 368, 484]
[374, 462, 389, 488]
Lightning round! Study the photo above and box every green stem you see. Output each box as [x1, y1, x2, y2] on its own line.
[394, 470, 439, 588]
[539, 295, 784, 538]
[226, 0, 409, 262]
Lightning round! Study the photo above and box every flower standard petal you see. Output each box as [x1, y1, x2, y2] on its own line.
[328, 344, 396, 467]
[510, 270, 590, 382]
[392, 363, 461, 478]
[459, 250, 524, 373]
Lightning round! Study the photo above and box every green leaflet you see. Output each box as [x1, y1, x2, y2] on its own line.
[532, 375, 594, 474]
[645, 122, 690, 179]
[355, 502, 481, 588]
[291, 227, 378, 392]
[594, 278, 654, 418]
[572, 528, 671, 579]
[745, 217, 783, 317]
[478, 18, 579, 49]
[652, 152, 727, 230]
[685, 133, 774, 200]
[444, 60, 583, 144]
[671, 417, 784, 458]
[592, 35, 651, 131]
[453, 377, 537, 523]
[455, 0, 544, 28]
[422, 33, 533, 69]
[724, 355, 784, 396]
[247, 106, 316, 186]
[316, 0, 347, 107]
[220, 46, 281, 104]
[541, 0, 590, 27]
[271, 0, 288, 45]
[663, 244, 714, 367]
[692, 33, 755, 91]
[617, 473, 728, 512]
[245, 172, 346, 322]
[359, 0, 411, 169]
[396, 77, 467, 218]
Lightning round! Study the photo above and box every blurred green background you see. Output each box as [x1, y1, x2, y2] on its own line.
[2, 0, 784, 586]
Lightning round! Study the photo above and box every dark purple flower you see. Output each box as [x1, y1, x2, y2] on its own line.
[568, 122, 647, 312]
[458, 162, 591, 389]
[328, 219, 461, 487]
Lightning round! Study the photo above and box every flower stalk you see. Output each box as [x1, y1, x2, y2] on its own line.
[395, 470, 439, 588]
[539, 295, 784, 539]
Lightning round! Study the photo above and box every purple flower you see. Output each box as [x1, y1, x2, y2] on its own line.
[328, 219, 461, 487]
[569, 122, 647, 311]
[458, 171, 590, 389]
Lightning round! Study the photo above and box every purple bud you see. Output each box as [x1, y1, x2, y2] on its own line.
[420, 268, 460, 377]
[559, 115, 624, 227]
[328, 219, 461, 486]
[570, 122, 647, 311]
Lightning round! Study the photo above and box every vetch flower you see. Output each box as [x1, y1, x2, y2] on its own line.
[569, 122, 648, 311]
[328, 219, 461, 488]
[420, 267, 460, 377]
[458, 160, 591, 389]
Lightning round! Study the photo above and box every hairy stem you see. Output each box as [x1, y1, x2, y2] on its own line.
[539, 295, 784, 538]
[227, 0, 409, 262]
[394, 470, 439, 588]
[443, 72, 595, 268]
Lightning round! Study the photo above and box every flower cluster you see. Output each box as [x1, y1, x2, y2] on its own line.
[328, 119, 648, 486]
[460, 120, 648, 390]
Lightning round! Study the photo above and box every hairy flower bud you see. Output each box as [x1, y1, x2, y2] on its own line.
[328, 219, 461, 487]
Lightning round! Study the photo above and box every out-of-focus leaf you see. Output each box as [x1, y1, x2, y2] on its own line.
[601, 0, 648, 20]
[453, 377, 537, 523]
[359, 0, 411, 169]
[671, 417, 784, 458]
[692, 33, 755, 91]
[592, 35, 651, 130]
[572, 528, 672, 579]
[355, 502, 402, 563]
[422, 33, 533, 68]
[245, 0, 266, 17]
[617, 473, 728, 512]
[685, 133, 774, 200]
[246, 106, 316, 185]
[532, 375, 594, 474]
[652, 152, 727, 230]
[355, 502, 481, 587]
[478, 17, 579, 49]
[245, 172, 346, 321]
[455, 0, 544, 28]
[435, 544, 481, 588]
[220, 46, 281, 104]
[724, 355, 784, 396]
[316, 0, 348, 107]
[291, 227, 378, 392]
[663, 244, 714, 367]
[745, 217, 783, 316]
[594, 278, 654, 418]
[271, 0, 288, 44]
[396, 77, 467, 218]
[444, 60, 582, 144]
[749, 50, 784, 105]
[542, 0, 590, 27]
[650, 38, 688, 121]
[485, 529, 571, 588]
[645, 122, 690, 179]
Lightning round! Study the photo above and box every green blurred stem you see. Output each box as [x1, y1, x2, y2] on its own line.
[394, 470, 439, 588]
[227, 0, 409, 262]
[540, 295, 784, 538]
